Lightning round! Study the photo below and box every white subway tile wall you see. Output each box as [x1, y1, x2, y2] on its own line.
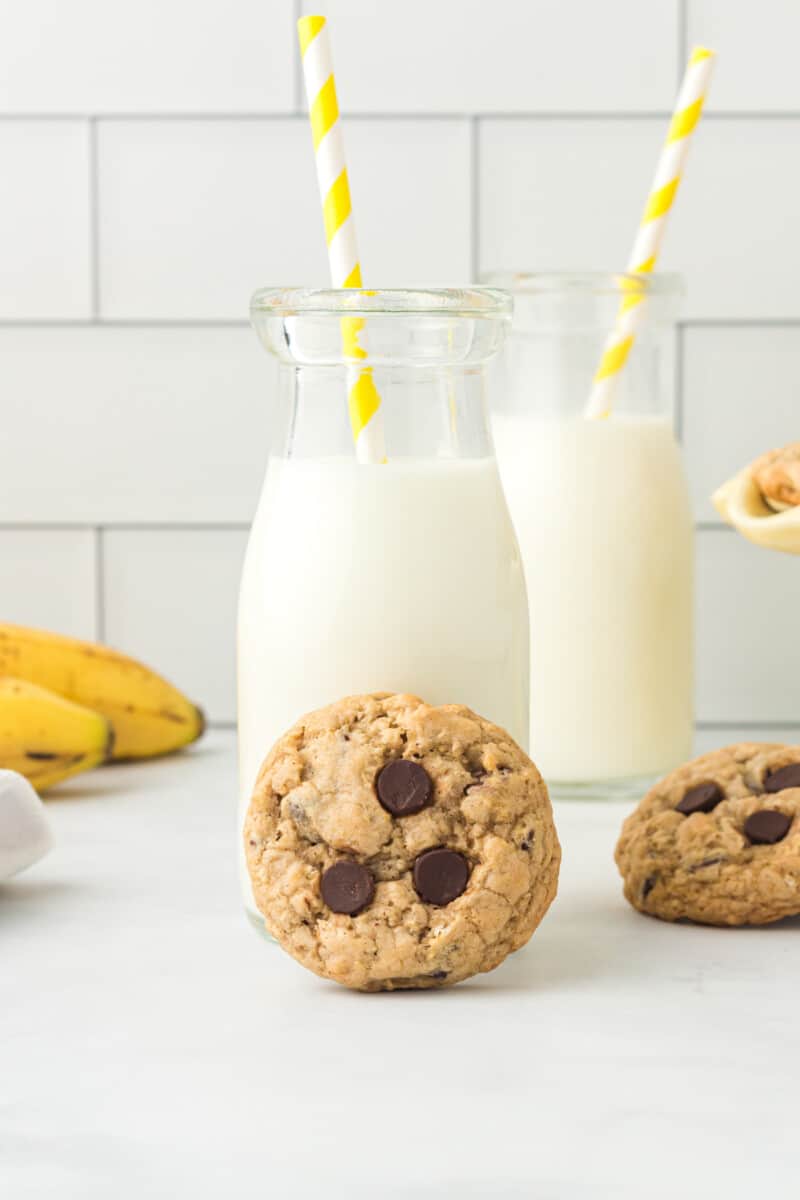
[298, 0, 679, 113]
[0, 122, 91, 318]
[688, 0, 800, 113]
[0, 531, 97, 639]
[0, 1, 297, 114]
[0, 326, 270, 524]
[2, 1, 798, 737]
[97, 117, 471, 319]
[102, 530, 248, 725]
[696, 533, 800, 724]
[683, 327, 800, 523]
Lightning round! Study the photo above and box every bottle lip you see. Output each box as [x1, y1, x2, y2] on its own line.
[250, 286, 513, 319]
[483, 270, 684, 297]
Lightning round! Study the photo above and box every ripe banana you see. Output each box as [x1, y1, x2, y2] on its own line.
[0, 625, 205, 760]
[0, 677, 113, 792]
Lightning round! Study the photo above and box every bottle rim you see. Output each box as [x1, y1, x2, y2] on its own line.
[250, 286, 513, 320]
[483, 270, 683, 297]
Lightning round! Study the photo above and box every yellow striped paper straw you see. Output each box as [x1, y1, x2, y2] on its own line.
[298, 15, 386, 463]
[585, 46, 716, 419]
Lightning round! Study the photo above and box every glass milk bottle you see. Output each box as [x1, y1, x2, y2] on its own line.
[489, 273, 693, 801]
[239, 287, 528, 916]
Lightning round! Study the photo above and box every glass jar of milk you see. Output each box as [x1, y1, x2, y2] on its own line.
[489, 273, 693, 801]
[239, 287, 528, 917]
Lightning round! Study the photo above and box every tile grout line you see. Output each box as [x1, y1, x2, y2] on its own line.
[291, 0, 303, 113]
[678, 0, 688, 79]
[94, 527, 106, 642]
[0, 522, 251, 534]
[0, 319, 251, 329]
[2, 317, 800, 330]
[469, 116, 480, 282]
[0, 522, 251, 532]
[674, 323, 684, 443]
[696, 721, 800, 731]
[88, 117, 100, 319]
[2, 110, 800, 122]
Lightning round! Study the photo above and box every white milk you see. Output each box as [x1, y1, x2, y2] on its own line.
[492, 413, 693, 784]
[238, 455, 528, 905]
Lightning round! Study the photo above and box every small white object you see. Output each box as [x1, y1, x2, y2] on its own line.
[0, 769, 54, 881]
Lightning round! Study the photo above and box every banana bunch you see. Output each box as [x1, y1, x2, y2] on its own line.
[0, 624, 205, 792]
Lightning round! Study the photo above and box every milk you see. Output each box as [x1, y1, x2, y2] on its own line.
[238, 455, 529, 906]
[492, 413, 693, 785]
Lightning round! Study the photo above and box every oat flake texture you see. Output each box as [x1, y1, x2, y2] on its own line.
[245, 693, 561, 990]
[615, 743, 800, 926]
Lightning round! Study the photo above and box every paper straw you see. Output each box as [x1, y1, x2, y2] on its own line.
[298, 15, 386, 463]
[585, 46, 716, 420]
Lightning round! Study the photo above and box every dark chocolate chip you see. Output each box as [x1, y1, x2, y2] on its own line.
[413, 848, 470, 906]
[764, 763, 800, 794]
[520, 830, 534, 851]
[320, 861, 375, 915]
[676, 781, 724, 815]
[376, 759, 433, 816]
[744, 810, 792, 846]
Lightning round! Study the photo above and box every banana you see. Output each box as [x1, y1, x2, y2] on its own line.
[0, 625, 205, 760]
[0, 677, 113, 792]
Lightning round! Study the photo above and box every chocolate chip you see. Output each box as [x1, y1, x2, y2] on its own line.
[642, 875, 657, 899]
[320, 862, 375, 915]
[413, 848, 470, 906]
[376, 759, 433, 817]
[520, 830, 534, 851]
[676, 781, 724, 815]
[744, 810, 792, 845]
[428, 970, 448, 980]
[764, 763, 800, 794]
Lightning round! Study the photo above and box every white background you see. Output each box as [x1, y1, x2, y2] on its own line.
[1, 0, 798, 740]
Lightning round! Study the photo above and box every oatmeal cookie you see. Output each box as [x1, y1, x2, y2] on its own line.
[245, 693, 560, 990]
[615, 744, 800, 925]
[751, 442, 800, 511]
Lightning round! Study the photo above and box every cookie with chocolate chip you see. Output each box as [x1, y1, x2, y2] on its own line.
[244, 693, 560, 990]
[615, 744, 800, 926]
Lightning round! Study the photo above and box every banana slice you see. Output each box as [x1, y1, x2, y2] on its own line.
[713, 453, 800, 555]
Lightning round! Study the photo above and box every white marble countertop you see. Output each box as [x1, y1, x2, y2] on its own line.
[3, 731, 797, 1200]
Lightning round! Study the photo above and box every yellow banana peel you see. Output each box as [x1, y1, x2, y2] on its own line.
[713, 470, 800, 556]
[0, 625, 205, 760]
[0, 676, 113, 792]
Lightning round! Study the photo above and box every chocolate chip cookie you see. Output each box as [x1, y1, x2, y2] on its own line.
[615, 744, 800, 925]
[244, 693, 561, 990]
[751, 442, 800, 511]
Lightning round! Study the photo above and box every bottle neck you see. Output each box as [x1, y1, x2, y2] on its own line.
[270, 361, 496, 461]
[500, 324, 675, 422]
